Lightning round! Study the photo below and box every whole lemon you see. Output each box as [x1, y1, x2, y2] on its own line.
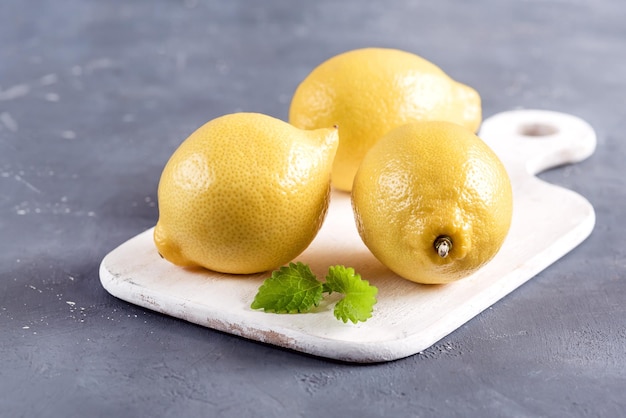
[154, 112, 339, 275]
[289, 47, 482, 191]
[351, 121, 513, 284]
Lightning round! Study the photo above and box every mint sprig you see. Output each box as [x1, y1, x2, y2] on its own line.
[251, 262, 378, 324]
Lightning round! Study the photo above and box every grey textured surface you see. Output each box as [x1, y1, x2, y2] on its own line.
[1, 1, 624, 417]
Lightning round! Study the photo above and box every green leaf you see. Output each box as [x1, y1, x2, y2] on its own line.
[250, 262, 324, 314]
[325, 266, 378, 324]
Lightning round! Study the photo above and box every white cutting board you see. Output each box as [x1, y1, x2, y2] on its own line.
[99, 109, 596, 363]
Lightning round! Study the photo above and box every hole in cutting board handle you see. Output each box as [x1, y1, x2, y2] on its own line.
[517, 122, 559, 137]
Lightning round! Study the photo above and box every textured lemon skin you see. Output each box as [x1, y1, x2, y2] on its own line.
[352, 121, 513, 284]
[289, 47, 482, 191]
[154, 112, 339, 275]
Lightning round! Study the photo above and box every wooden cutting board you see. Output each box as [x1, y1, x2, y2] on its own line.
[99, 109, 596, 363]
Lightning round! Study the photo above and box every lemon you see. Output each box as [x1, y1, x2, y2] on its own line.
[289, 47, 482, 191]
[351, 121, 513, 284]
[153, 112, 339, 275]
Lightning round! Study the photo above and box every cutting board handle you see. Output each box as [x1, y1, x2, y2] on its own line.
[479, 109, 597, 175]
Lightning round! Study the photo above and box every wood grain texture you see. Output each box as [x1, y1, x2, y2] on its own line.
[99, 110, 596, 363]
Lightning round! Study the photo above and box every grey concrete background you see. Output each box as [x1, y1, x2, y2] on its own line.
[1, 1, 624, 417]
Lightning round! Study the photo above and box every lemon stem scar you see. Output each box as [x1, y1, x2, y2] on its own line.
[434, 235, 452, 258]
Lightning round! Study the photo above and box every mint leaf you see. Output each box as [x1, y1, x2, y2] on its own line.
[251, 262, 323, 314]
[326, 265, 378, 324]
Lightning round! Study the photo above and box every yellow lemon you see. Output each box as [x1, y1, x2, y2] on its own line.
[154, 112, 339, 275]
[351, 121, 513, 284]
[289, 47, 482, 191]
